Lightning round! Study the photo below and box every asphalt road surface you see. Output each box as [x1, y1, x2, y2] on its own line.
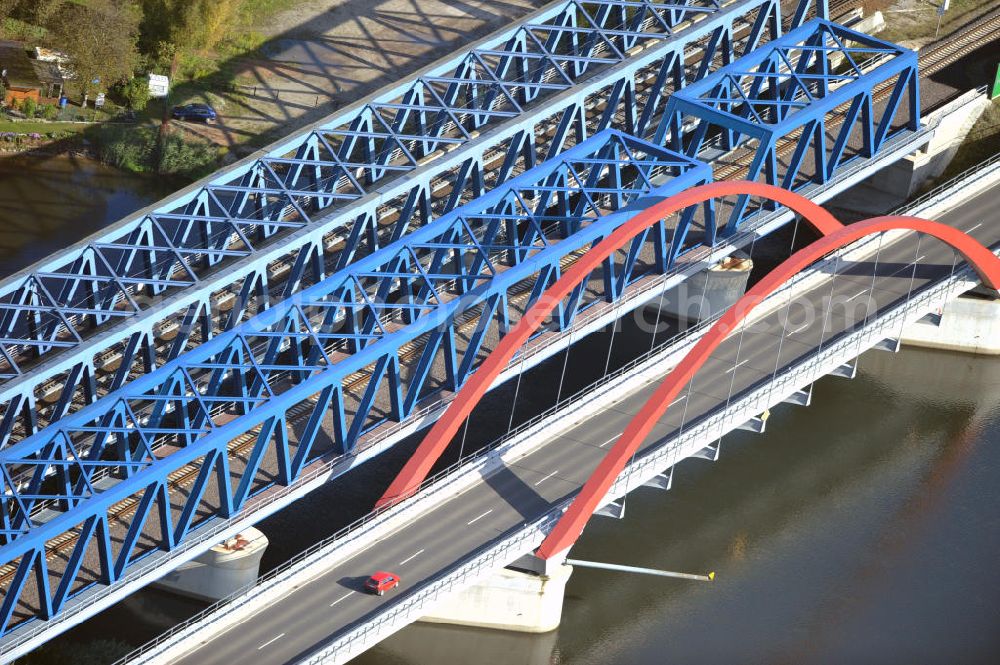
[172, 185, 999, 665]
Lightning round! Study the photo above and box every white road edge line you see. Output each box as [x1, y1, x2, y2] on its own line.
[888, 254, 925, 277]
[399, 549, 425, 566]
[534, 469, 560, 486]
[467, 509, 494, 525]
[330, 591, 354, 607]
[258, 633, 286, 650]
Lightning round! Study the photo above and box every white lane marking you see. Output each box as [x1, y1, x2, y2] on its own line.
[599, 435, 617, 448]
[467, 509, 493, 525]
[258, 633, 286, 650]
[330, 591, 354, 607]
[669, 394, 688, 408]
[534, 469, 560, 486]
[724, 358, 751, 374]
[969, 222, 983, 233]
[787, 322, 810, 337]
[846, 288, 868, 303]
[399, 549, 424, 566]
[888, 254, 925, 277]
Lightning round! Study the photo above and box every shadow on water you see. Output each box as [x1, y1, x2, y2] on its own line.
[0, 153, 176, 278]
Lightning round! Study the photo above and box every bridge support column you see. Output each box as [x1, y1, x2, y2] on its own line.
[153, 528, 269, 601]
[419, 557, 572, 633]
[649, 252, 752, 324]
[833, 90, 992, 214]
[901, 294, 1000, 355]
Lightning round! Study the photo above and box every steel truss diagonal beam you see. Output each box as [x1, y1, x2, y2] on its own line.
[0, 131, 713, 635]
[660, 19, 919, 230]
[0, 0, 783, 451]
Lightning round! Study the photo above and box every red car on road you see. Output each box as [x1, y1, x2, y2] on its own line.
[365, 571, 400, 596]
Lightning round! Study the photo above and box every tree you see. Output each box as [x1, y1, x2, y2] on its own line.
[30, 0, 64, 25]
[140, 0, 240, 54]
[0, 0, 19, 22]
[46, 0, 141, 104]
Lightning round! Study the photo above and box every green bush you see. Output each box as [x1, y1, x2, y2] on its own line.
[120, 77, 151, 111]
[158, 133, 219, 179]
[20, 97, 37, 119]
[40, 103, 59, 121]
[91, 125, 156, 173]
[89, 124, 220, 180]
[177, 52, 218, 81]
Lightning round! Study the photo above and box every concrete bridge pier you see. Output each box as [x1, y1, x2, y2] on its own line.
[419, 555, 572, 633]
[649, 251, 753, 325]
[153, 528, 269, 601]
[832, 89, 992, 215]
[902, 291, 1000, 355]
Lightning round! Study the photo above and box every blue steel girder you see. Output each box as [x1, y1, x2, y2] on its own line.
[0, 0, 783, 452]
[0, 130, 714, 634]
[789, 0, 828, 30]
[660, 19, 919, 231]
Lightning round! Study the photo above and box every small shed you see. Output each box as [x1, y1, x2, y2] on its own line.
[0, 40, 63, 104]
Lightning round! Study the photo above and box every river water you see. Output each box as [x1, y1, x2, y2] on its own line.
[0, 154, 174, 277]
[2, 155, 998, 664]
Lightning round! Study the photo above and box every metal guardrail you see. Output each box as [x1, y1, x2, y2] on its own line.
[893, 145, 1000, 216]
[291, 251, 995, 665]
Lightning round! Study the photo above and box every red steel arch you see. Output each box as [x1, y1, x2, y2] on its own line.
[534, 214, 1000, 559]
[377, 181, 1000, 537]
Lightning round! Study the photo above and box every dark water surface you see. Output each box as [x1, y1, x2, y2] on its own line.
[0, 154, 174, 277]
[3, 156, 998, 664]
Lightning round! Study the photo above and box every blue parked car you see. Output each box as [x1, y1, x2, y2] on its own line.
[171, 103, 217, 123]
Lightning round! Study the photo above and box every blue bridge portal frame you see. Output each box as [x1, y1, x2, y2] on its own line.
[662, 19, 919, 227]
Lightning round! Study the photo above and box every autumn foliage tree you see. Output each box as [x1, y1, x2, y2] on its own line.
[140, 0, 241, 55]
[46, 0, 141, 104]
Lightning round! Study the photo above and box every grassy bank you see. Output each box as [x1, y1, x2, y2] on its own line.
[87, 124, 222, 180]
[938, 99, 1000, 179]
[0, 121, 89, 135]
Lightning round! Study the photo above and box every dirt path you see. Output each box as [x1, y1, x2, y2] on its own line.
[171, 0, 547, 156]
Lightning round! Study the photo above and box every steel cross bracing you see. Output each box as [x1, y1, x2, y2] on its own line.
[0, 0, 783, 451]
[0, 131, 713, 634]
[661, 18, 919, 229]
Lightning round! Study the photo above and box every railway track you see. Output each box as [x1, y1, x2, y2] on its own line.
[919, 9, 1000, 78]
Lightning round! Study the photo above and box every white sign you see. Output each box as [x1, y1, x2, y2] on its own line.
[148, 73, 170, 98]
[94, 93, 106, 108]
